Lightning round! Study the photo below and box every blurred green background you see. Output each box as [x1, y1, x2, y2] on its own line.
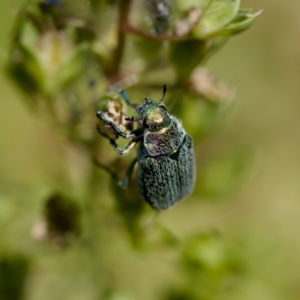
[0, 0, 300, 299]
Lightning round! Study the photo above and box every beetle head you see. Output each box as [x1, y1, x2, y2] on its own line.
[134, 98, 171, 131]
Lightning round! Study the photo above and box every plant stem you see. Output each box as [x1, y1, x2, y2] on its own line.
[108, 0, 132, 81]
[122, 22, 190, 41]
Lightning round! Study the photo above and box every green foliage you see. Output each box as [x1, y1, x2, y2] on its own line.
[192, 0, 240, 38]
[207, 8, 262, 37]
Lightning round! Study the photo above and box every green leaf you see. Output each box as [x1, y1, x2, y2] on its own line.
[57, 43, 88, 91]
[14, 42, 46, 94]
[207, 9, 262, 37]
[192, 0, 240, 38]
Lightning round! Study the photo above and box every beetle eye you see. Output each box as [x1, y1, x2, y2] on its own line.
[160, 104, 168, 111]
[143, 119, 149, 128]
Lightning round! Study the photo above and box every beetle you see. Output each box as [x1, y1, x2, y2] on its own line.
[96, 85, 195, 210]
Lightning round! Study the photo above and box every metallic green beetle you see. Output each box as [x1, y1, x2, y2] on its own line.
[96, 86, 195, 210]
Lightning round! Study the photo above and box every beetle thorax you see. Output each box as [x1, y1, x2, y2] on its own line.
[143, 116, 186, 157]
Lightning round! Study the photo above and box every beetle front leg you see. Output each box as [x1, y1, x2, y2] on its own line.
[97, 111, 135, 139]
[97, 123, 137, 156]
[110, 139, 136, 156]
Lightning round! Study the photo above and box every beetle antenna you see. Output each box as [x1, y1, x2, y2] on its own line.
[119, 90, 131, 106]
[159, 85, 167, 104]
[125, 116, 140, 122]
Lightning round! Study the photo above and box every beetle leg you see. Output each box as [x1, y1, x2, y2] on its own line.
[97, 123, 138, 155]
[159, 84, 167, 104]
[97, 111, 135, 139]
[93, 157, 137, 189]
[119, 157, 138, 188]
[119, 90, 140, 110]
[96, 125, 111, 140]
[109, 139, 136, 156]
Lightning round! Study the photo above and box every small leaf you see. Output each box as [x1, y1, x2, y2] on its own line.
[207, 9, 262, 37]
[11, 42, 45, 95]
[192, 0, 240, 38]
[57, 43, 88, 90]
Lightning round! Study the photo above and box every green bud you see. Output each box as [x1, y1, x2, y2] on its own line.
[96, 92, 133, 140]
[192, 0, 240, 38]
[8, 12, 88, 98]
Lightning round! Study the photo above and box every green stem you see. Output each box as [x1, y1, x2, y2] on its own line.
[123, 22, 190, 41]
[108, 0, 132, 81]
